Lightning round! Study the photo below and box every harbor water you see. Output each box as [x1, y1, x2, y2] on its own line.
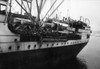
[78, 35, 100, 69]
[0, 35, 100, 69]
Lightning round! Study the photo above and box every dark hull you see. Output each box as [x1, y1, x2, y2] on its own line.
[0, 42, 87, 65]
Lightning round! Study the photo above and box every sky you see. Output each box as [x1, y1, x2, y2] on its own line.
[70, 0, 100, 31]
[54, 0, 100, 31]
[8, 0, 100, 31]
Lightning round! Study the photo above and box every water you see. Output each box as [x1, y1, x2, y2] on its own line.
[78, 36, 100, 69]
[0, 36, 100, 69]
[51, 35, 100, 69]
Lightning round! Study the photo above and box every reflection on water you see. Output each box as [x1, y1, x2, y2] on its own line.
[48, 58, 87, 69]
[0, 57, 87, 69]
[78, 36, 100, 69]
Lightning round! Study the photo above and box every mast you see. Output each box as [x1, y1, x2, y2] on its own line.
[21, 0, 32, 15]
[42, 0, 57, 20]
[3, 0, 9, 23]
[41, 0, 46, 10]
[36, 0, 44, 21]
[25, 0, 32, 14]
[48, 0, 64, 18]
[21, 0, 23, 14]
[15, 0, 35, 23]
[30, 1, 32, 14]
[36, 0, 40, 21]
[9, 0, 12, 12]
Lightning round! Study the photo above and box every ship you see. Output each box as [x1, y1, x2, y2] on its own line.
[0, 0, 91, 64]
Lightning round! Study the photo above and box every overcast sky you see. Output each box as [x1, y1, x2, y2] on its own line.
[42, 0, 100, 31]
[57, 0, 100, 31]
[12, 0, 100, 31]
[70, 0, 100, 31]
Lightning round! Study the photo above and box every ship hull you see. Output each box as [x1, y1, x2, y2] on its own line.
[0, 42, 87, 65]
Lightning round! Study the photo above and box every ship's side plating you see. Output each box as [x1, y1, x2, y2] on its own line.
[0, 22, 90, 63]
[0, 0, 91, 64]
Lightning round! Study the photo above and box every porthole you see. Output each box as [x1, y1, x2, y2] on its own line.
[47, 44, 49, 47]
[28, 45, 31, 49]
[57, 43, 58, 45]
[8, 46, 12, 50]
[14, 39, 17, 42]
[40, 44, 42, 47]
[71, 42, 72, 44]
[52, 44, 54, 46]
[17, 46, 20, 50]
[34, 45, 36, 48]
[62, 43, 63, 45]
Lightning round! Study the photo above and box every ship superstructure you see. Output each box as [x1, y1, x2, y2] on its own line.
[0, 0, 91, 64]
